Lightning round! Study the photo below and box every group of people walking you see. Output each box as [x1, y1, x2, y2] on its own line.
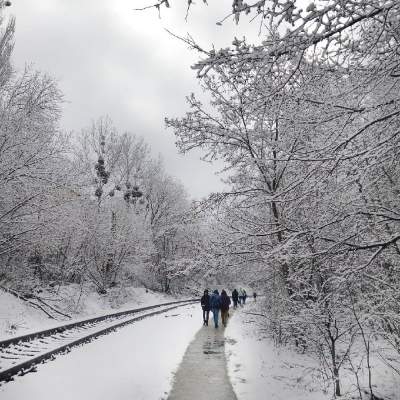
[231, 288, 249, 308]
[200, 287, 257, 328]
[200, 289, 231, 328]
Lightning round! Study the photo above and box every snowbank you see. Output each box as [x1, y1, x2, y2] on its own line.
[0, 290, 57, 340]
[225, 304, 330, 400]
[225, 303, 400, 400]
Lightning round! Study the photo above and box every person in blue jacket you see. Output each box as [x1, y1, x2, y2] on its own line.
[209, 289, 221, 328]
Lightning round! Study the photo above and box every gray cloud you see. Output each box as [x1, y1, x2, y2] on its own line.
[7, 0, 261, 199]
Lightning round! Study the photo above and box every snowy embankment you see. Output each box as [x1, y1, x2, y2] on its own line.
[0, 285, 182, 340]
[225, 303, 330, 400]
[225, 303, 399, 400]
[0, 303, 201, 400]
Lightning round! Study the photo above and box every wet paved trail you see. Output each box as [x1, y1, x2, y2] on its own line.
[168, 323, 237, 400]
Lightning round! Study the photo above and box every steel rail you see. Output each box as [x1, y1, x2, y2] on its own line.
[0, 298, 197, 349]
[0, 299, 197, 384]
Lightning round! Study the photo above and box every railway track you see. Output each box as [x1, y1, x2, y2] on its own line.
[0, 298, 197, 384]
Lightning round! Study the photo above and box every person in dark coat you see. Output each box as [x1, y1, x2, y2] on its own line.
[209, 289, 221, 328]
[232, 289, 239, 309]
[200, 289, 210, 326]
[220, 290, 231, 327]
[239, 288, 245, 306]
[253, 291, 257, 302]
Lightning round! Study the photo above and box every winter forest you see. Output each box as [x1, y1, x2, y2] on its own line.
[0, 0, 400, 399]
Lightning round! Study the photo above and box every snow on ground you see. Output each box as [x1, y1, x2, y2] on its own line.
[0, 303, 201, 400]
[0, 284, 185, 340]
[69, 285, 175, 316]
[225, 302, 330, 400]
[225, 303, 400, 400]
[0, 290, 56, 339]
[338, 338, 400, 400]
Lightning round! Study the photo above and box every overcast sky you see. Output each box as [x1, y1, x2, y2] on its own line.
[6, 1, 261, 199]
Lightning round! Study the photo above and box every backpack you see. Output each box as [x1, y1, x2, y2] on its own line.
[210, 293, 221, 309]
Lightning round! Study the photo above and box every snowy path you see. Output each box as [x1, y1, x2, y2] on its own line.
[168, 322, 237, 400]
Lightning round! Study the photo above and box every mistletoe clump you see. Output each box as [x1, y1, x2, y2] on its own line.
[94, 156, 110, 185]
[93, 135, 111, 199]
[123, 182, 143, 204]
[94, 187, 103, 198]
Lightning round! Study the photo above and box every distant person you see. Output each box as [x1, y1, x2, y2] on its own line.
[253, 291, 257, 302]
[200, 289, 210, 326]
[209, 289, 221, 328]
[232, 289, 239, 308]
[243, 289, 247, 305]
[239, 288, 245, 306]
[220, 290, 231, 327]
